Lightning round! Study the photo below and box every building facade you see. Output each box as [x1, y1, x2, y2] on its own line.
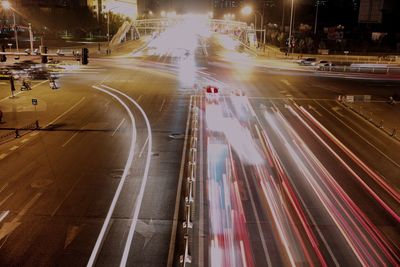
[358, 0, 384, 23]
[87, 0, 138, 20]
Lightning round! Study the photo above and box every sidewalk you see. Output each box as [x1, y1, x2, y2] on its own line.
[341, 100, 400, 142]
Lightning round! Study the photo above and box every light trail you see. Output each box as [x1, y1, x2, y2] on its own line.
[260, 102, 399, 265]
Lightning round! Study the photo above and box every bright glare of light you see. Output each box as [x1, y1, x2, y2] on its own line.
[147, 13, 210, 56]
[167, 11, 177, 18]
[223, 13, 235, 20]
[241, 5, 253, 16]
[207, 11, 213, 18]
[160, 10, 166, 17]
[149, 10, 153, 15]
[1, 0, 11, 9]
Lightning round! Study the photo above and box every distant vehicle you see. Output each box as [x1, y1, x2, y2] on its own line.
[56, 49, 65, 56]
[205, 86, 219, 103]
[318, 60, 332, 67]
[300, 58, 317, 66]
[49, 79, 59, 89]
[20, 79, 31, 91]
[206, 86, 219, 94]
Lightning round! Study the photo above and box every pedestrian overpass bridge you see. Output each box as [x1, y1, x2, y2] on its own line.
[110, 18, 254, 48]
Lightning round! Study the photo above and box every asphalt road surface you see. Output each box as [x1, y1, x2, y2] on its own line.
[0, 23, 399, 267]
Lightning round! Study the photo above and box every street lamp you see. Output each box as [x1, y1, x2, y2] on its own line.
[288, 0, 294, 55]
[106, 6, 120, 44]
[241, 6, 252, 16]
[1, 0, 19, 52]
[241, 5, 264, 48]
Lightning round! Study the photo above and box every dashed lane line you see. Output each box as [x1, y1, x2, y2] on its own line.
[9, 146, 19, 151]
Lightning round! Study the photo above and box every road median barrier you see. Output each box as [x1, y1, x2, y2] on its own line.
[172, 96, 200, 267]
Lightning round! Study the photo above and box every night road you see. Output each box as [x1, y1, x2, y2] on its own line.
[0, 16, 399, 267]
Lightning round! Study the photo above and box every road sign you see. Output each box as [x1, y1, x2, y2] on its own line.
[32, 99, 38, 105]
[345, 95, 354, 103]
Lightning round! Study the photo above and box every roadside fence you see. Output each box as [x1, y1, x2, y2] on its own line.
[0, 120, 39, 144]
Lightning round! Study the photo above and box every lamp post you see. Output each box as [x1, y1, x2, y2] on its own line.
[288, 0, 294, 55]
[241, 6, 264, 48]
[2, 1, 19, 52]
[107, 7, 120, 44]
[314, 0, 319, 35]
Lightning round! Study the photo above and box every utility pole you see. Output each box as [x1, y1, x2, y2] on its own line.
[28, 23, 34, 52]
[12, 11, 18, 51]
[314, 0, 319, 35]
[288, 0, 294, 55]
[281, 0, 285, 31]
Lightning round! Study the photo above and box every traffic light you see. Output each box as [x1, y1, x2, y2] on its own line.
[0, 45, 6, 62]
[41, 46, 48, 64]
[82, 48, 88, 65]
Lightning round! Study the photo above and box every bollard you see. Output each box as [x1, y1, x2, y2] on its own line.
[190, 136, 197, 148]
[179, 235, 192, 265]
[183, 204, 193, 229]
[189, 148, 197, 164]
[391, 128, 397, 137]
[35, 120, 39, 129]
[185, 180, 194, 204]
[379, 120, 384, 129]
[15, 129, 20, 138]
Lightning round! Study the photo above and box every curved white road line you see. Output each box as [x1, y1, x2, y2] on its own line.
[100, 84, 153, 267]
[87, 85, 138, 267]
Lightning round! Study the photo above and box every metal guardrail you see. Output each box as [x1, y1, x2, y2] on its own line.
[179, 100, 199, 266]
[318, 65, 400, 74]
[0, 120, 39, 144]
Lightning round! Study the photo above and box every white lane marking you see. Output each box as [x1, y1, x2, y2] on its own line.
[30, 132, 39, 137]
[138, 137, 149, 158]
[9, 146, 19, 151]
[99, 85, 152, 267]
[62, 132, 79, 147]
[281, 79, 291, 86]
[45, 97, 86, 127]
[240, 160, 273, 267]
[0, 193, 14, 207]
[0, 154, 7, 160]
[0, 210, 10, 223]
[20, 138, 29, 144]
[32, 80, 48, 89]
[87, 85, 138, 267]
[159, 98, 166, 112]
[0, 184, 8, 193]
[308, 104, 323, 117]
[112, 118, 126, 137]
[167, 95, 193, 266]
[137, 95, 143, 103]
